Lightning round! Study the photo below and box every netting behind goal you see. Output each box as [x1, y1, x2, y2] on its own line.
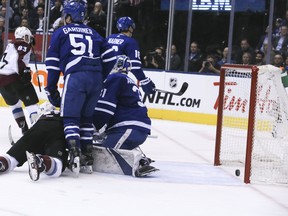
[214, 64, 288, 184]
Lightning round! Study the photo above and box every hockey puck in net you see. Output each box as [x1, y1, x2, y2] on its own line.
[235, 169, 240, 176]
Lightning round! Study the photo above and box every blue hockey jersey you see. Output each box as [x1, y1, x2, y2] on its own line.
[45, 23, 116, 91]
[105, 33, 146, 81]
[93, 72, 151, 134]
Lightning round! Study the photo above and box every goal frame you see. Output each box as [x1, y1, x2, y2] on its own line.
[214, 64, 259, 184]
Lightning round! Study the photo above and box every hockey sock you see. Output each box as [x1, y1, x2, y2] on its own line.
[26, 104, 39, 125]
[39, 155, 50, 172]
[10, 100, 24, 120]
[39, 155, 62, 177]
[80, 123, 94, 146]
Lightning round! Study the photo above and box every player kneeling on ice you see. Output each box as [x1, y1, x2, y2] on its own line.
[0, 102, 68, 181]
[93, 55, 159, 177]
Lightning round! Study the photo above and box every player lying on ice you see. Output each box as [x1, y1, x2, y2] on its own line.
[0, 102, 68, 181]
[93, 55, 159, 177]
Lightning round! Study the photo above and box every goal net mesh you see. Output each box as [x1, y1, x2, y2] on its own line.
[216, 64, 288, 184]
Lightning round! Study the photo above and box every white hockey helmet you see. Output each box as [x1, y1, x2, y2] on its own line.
[14, 26, 33, 44]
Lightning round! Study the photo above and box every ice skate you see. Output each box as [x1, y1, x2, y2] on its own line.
[135, 165, 159, 177]
[80, 163, 93, 174]
[80, 145, 93, 174]
[134, 156, 159, 177]
[0, 159, 8, 173]
[70, 155, 80, 176]
[68, 143, 81, 177]
[0, 161, 5, 172]
[139, 157, 155, 166]
[80, 155, 93, 174]
[20, 121, 29, 135]
[26, 151, 45, 181]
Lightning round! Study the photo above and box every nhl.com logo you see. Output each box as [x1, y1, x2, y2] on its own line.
[169, 78, 178, 88]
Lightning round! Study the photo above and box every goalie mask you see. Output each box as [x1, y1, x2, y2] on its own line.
[111, 55, 131, 74]
[14, 26, 33, 44]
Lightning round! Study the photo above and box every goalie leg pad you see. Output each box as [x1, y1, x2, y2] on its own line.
[92, 146, 142, 176]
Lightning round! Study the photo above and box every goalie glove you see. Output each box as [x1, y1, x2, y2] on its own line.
[140, 77, 155, 94]
[44, 87, 61, 107]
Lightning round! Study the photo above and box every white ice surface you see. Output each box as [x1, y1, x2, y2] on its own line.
[0, 107, 287, 216]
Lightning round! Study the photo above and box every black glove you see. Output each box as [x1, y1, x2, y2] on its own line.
[140, 77, 155, 94]
[20, 67, 31, 84]
[44, 87, 61, 107]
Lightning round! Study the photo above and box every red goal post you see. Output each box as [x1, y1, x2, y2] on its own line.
[214, 64, 288, 184]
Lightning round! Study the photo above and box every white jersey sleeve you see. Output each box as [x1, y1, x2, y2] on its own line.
[0, 43, 20, 75]
[0, 41, 31, 76]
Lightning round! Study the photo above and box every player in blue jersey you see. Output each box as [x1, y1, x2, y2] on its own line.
[105, 16, 156, 94]
[93, 55, 158, 177]
[45, 0, 115, 176]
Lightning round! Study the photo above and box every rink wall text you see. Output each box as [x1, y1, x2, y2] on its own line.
[0, 64, 221, 125]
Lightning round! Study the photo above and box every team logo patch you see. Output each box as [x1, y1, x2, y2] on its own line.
[169, 78, 177, 88]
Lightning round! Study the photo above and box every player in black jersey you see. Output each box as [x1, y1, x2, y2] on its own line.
[0, 102, 68, 181]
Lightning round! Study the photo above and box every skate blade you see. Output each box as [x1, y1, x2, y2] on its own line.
[140, 168, 159, 177]
[70, 156, 80, 177]
[26, 151, 39, 181]
[136, 167, 160, 177]
[80, 165, 93, 174]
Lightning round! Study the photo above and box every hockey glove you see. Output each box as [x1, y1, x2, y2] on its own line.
[140, 77, 155, 94]
[44, 87, 61, 107]
[20, 67, 32, 85]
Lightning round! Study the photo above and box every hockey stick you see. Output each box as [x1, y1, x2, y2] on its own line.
[31, 46, 42, 92]
[8, 125, 15, 145]
[154, 82, 188, 96]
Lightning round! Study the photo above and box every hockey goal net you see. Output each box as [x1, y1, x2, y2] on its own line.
[214, 64, 288, 184]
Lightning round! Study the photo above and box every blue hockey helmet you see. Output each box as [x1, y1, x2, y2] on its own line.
[116, 17, 136, 32]
[111, 55, 131, 74]
[63, 1, 86, 23]
[64, 0, 87, 7]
